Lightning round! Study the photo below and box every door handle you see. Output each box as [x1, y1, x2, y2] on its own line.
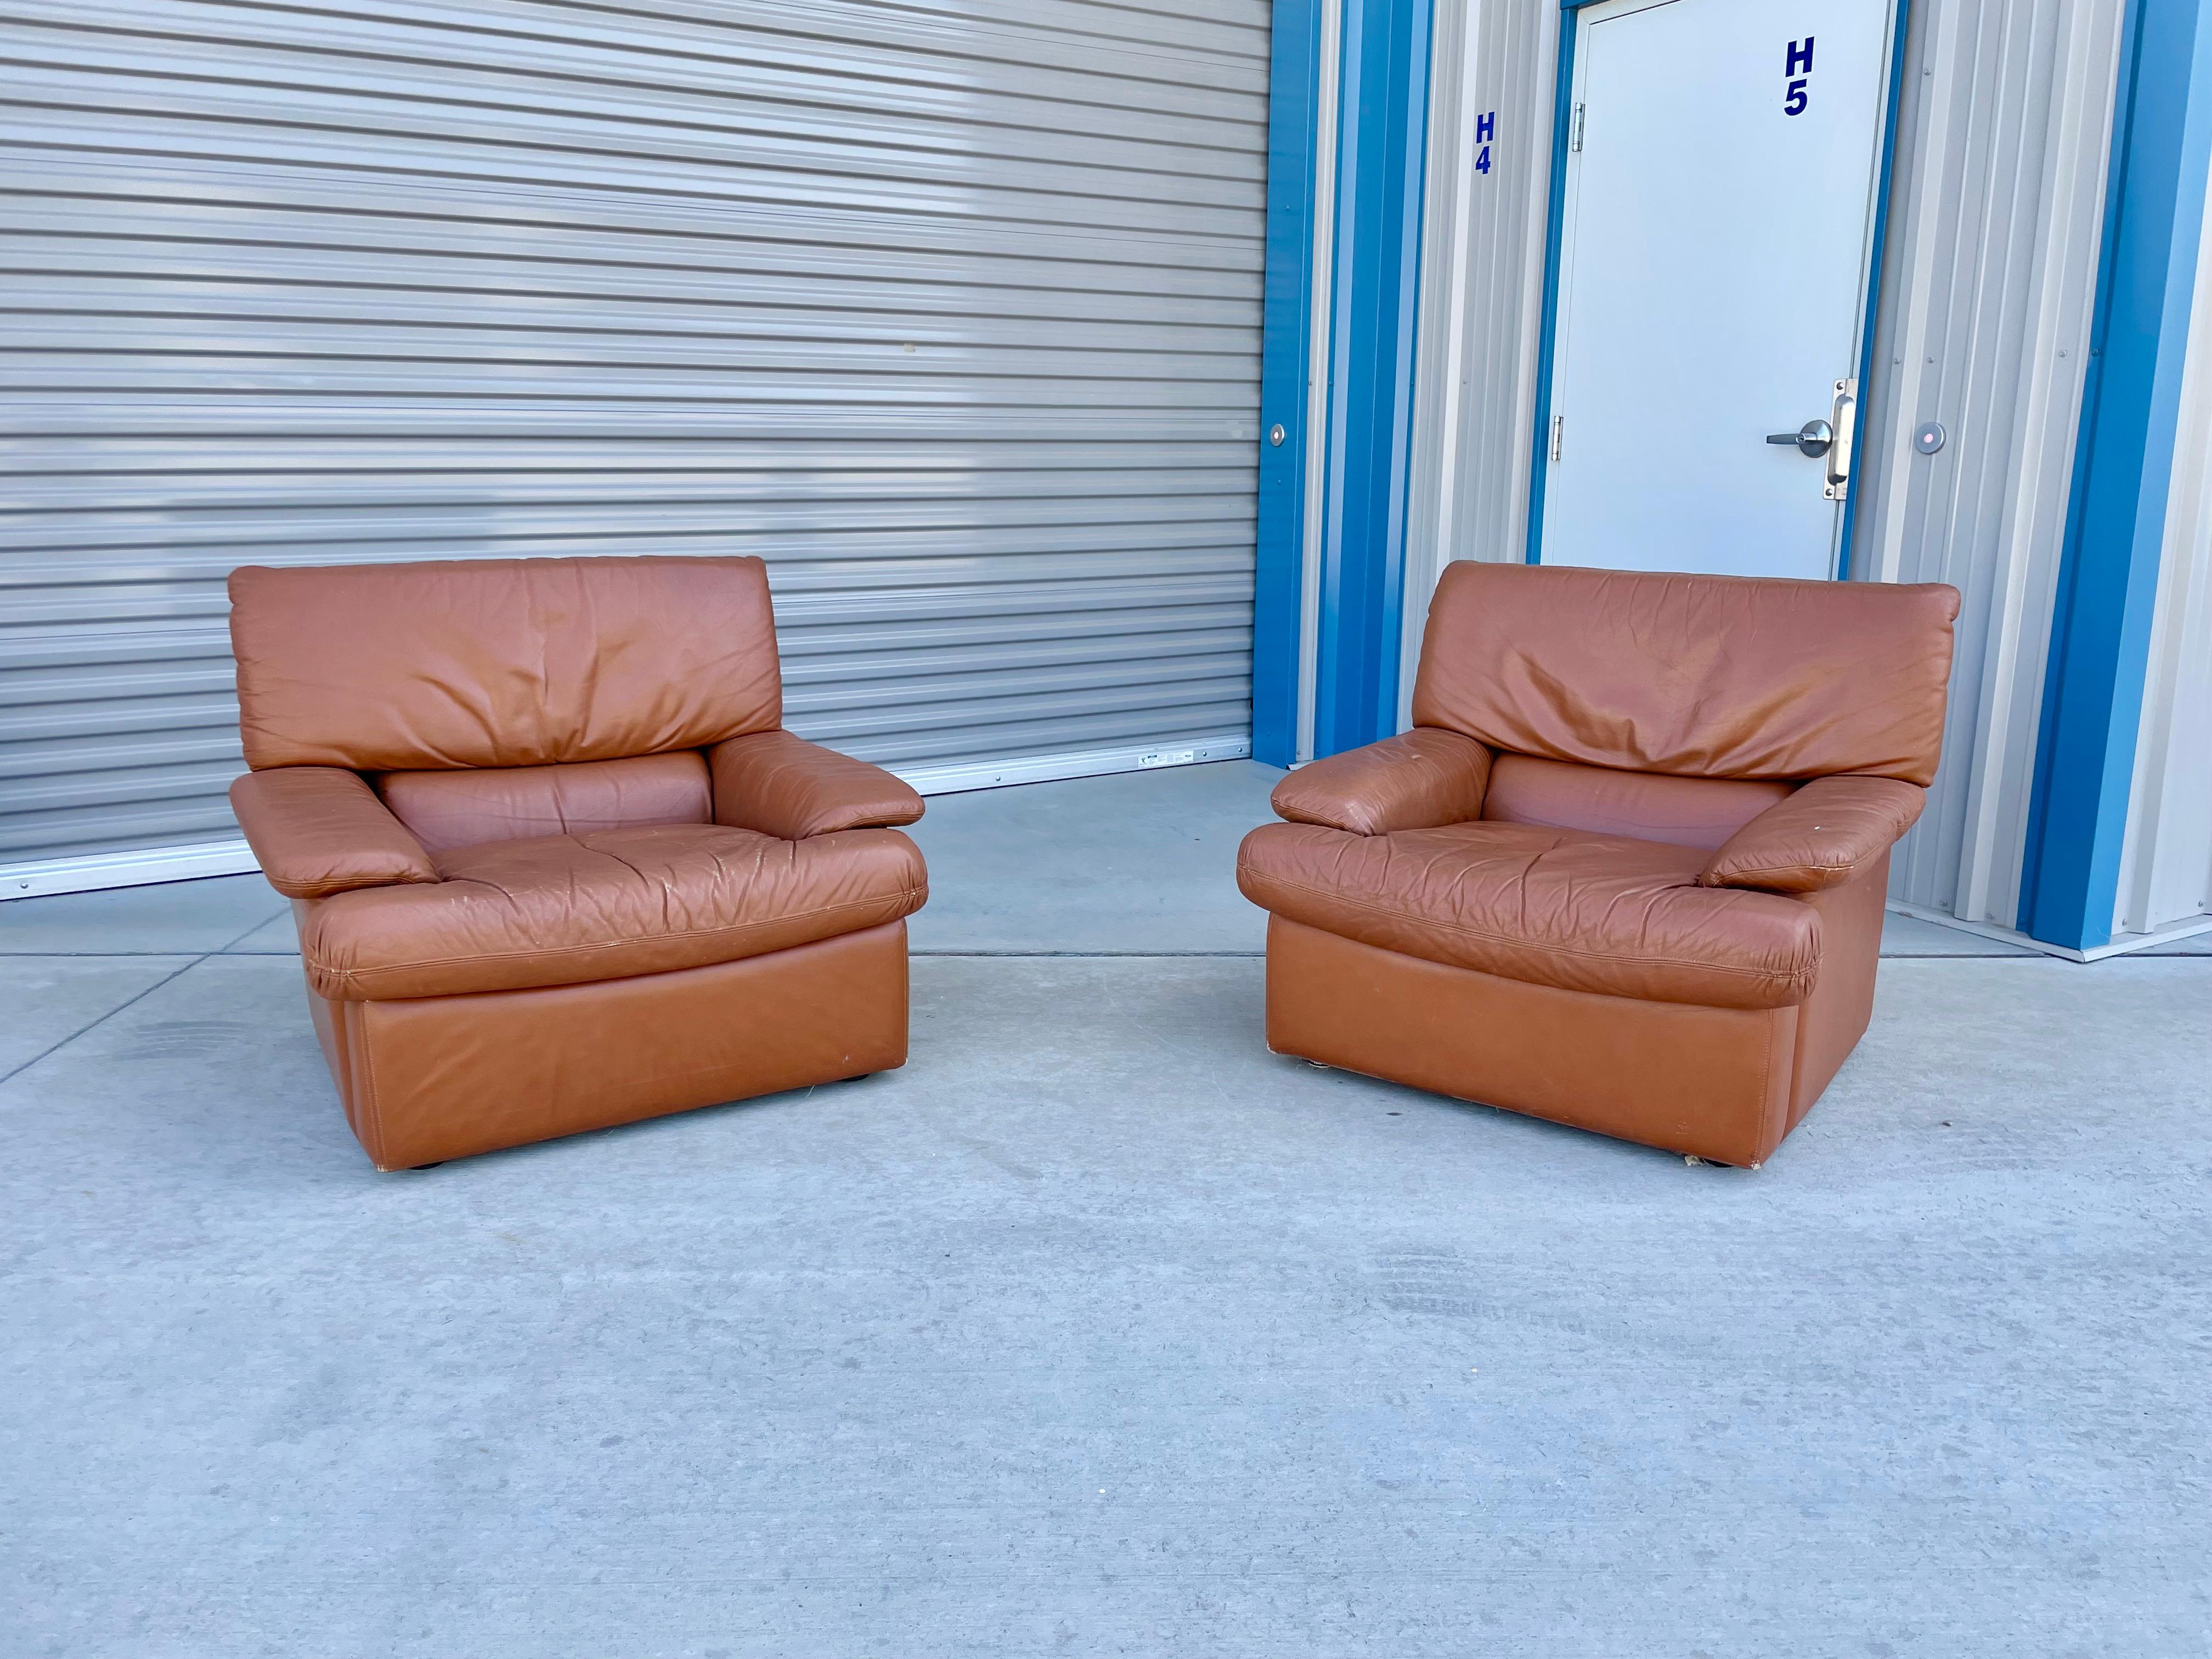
[1823, 378, 1858, 501]
[1766, 420, 1833, 458]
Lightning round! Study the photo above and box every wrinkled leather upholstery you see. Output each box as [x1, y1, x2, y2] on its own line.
[312, 923, 911, 1171]
[230, 767, 439, 898]
[1270, 729, 1492, 836]
[301, 822, 926, 1001]
[710, 729, 925, 840]
[231, 556, 781, 771]
[1702, 775, 1926, 894]
[1248, 562, 1959, 1164]
[1262, 854, 1894, 1167]
[1238, 820, 1819, 1009]
[1482, 754, 1793, 851]
[1267, 917, 1802, 1166]
[377, 752, 712, 854]
[1413, 562, 1960, 785]
[228, 552, 926, 1168]
[1787, 853, 1890, 1139]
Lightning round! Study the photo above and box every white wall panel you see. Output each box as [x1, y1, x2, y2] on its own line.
[0, 0, 1269, 873]
[1401, 0, 1557, 715]
[2115, 166, 2212, 935]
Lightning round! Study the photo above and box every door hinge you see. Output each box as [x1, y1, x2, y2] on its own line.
[1550, 414, 1565, 461]
[1570, 103, 1586, 153]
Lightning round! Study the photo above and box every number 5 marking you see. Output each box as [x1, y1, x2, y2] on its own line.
[1784, 37, 1813, 115]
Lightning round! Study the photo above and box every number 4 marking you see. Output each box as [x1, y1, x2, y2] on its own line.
[1474, 109, 1496, 176]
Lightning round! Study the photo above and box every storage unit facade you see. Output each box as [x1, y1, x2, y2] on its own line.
[4, 0, 2207, 958]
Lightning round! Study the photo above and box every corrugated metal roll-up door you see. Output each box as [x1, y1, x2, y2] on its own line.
[0, 0, 1268, 891]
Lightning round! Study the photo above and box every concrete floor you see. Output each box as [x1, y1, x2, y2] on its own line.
[3, 761, 2208, 1656]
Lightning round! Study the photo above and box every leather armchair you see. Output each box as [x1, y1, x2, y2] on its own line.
[1238, 563, 1961, 1167]
[227, 555, 927, 1170]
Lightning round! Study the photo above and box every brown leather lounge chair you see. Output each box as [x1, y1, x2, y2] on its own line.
[225, 555, 927, 1170]
[1237, 562, 1960, 1167]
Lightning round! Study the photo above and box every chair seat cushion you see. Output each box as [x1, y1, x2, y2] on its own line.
[1237, 820, 1819, 1009]
[300, 822, 927, 1000]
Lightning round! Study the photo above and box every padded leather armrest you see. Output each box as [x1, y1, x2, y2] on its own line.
[1270, 727, 1493, 837]
[1699, 775, 1926, 894]
[709, 729, 924, 840]
[230, 766, 440, 900]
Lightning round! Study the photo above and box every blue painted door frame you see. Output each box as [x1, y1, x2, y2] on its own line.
[1254, 0, 1435, 766]
[2020, 0, 2212, 951]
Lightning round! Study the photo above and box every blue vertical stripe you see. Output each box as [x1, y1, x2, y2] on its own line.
[1313, 0, 1436, 757]
[1525, 4, 1588, 564]
[2021, 0, 2212, 950]
[1252, 0, 1325, 769]
[1836, 0, 1915, 579]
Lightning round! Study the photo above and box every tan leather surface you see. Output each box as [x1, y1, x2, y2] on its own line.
[301, 939, 351, 1099]
[1701, 775, 1926, 893]
[1411, 562, 1961, 785]
[709, 729, 925, 840]
[230, 555, 782, 772]
[1482, 754, 1793, 851]
[1269, 729, 1493, 836]
[1265, 917, 1799, 1166]
[1784, 853, 1889, 1135]
[314, 922, 910, 1169]
[377, 752, 712, 854]
[230, 766, 439, 899]
[300, 822, 926, 1000]
[1238, 819, 1820, 1009]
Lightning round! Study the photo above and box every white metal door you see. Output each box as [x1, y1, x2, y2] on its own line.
[1539, 0, 1894, 578]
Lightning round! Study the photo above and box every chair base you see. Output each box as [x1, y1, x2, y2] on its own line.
[1264, 900, 1877, 1167]
[303, 921, 910, 1170]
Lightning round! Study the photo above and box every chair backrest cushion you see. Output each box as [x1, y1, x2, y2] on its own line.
[376, 753, 713, 855]
[1411, 563, 1960, 785]
[230, 555, 781, 771]
[1481, 754, 1793, 851]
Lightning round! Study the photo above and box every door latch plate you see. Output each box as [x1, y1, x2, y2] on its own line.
[1822, 378, 1858, 501]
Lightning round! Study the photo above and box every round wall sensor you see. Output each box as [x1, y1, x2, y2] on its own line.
[1914, 421, 1947, 455]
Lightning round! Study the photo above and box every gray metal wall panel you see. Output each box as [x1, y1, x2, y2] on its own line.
[0, 0, 1268, 865]
[1850, 0, 2122, 927]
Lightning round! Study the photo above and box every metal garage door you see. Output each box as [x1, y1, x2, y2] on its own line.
[0, 0, 1267, 891]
